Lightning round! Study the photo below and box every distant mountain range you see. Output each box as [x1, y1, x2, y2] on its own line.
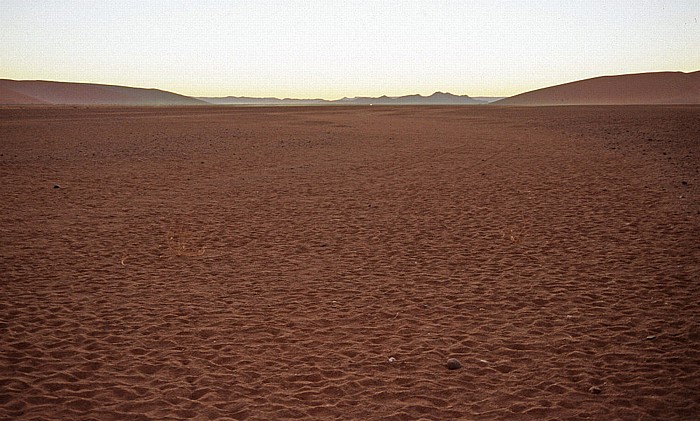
[2, 70, 699, 106]
[0, 80, 498, 106]
[197, 96, 328, 106]
[197, 92, 489, 105]
[496, 70, 700, 105]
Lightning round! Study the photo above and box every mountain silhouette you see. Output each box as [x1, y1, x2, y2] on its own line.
[198, 92, 484, 105]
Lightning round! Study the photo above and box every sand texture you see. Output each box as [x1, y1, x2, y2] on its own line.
[1, 105, 699, 419]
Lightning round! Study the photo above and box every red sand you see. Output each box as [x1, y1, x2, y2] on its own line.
[497, 71, 700, 105]
[1, 105, 699, 420]
[0, 80, 205, 105]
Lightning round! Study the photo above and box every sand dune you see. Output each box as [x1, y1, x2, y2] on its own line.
[0, 106, 698, 419]
[0, 85, 47, 105]
[497, 70, 700, 105]
[0, 79, 206, 105]
[7, 70, 700, 107]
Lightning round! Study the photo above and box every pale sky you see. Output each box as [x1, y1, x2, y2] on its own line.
[1, 0, 698, 99]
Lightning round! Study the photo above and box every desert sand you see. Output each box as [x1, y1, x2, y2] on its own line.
[0, 80, 205, 106]
[1, 105, 698, 420]
[497, 71, 700, 105]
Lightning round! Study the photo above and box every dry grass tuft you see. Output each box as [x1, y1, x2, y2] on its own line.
[165, 227, 206, 257]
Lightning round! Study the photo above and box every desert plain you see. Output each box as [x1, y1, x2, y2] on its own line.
[0, 105, 699, 420]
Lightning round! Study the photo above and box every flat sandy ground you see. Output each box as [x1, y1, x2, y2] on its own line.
[1, 105, 698, 420]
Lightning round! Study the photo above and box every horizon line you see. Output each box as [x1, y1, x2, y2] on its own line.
[3, 68, 698, 102]
[1, 78, 510, 101]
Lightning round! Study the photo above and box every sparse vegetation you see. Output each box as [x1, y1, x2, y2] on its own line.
[165, 227, 206, 257]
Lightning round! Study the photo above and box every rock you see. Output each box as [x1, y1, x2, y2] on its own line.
[388, 357, 396, 363]
[53, 184, 60, 189]
[446, 358, 462, 370]
[589, 386, 602, 394]
[646, 335, 657, 340]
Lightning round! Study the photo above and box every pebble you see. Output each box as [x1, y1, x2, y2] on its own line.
[53, 184, 60, 189]
[446, 358, 462, 370]
[388, 357, 396, 363]
[646, 335, 657, 340]
[588, 386, 602, 394]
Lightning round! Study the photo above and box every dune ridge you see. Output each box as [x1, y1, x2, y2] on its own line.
[3, 70, 699, 107]
[496, 70, 700, 105]
[0, 79, 205, 106]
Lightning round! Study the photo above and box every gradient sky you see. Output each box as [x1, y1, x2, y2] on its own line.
[1, 0, 698, 99]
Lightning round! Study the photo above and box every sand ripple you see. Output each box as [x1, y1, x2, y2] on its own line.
[1, 106, 698, 419]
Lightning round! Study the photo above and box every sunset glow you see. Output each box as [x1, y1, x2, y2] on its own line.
[1, 0, 698, 99]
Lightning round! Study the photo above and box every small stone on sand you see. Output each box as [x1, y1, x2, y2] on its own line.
[446, 358, 462, 370]
[53, 184, 60, 189]
[588, 386, 602, 394]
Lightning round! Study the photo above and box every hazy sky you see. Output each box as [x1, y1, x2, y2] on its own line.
[1, 0, 698, 98]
